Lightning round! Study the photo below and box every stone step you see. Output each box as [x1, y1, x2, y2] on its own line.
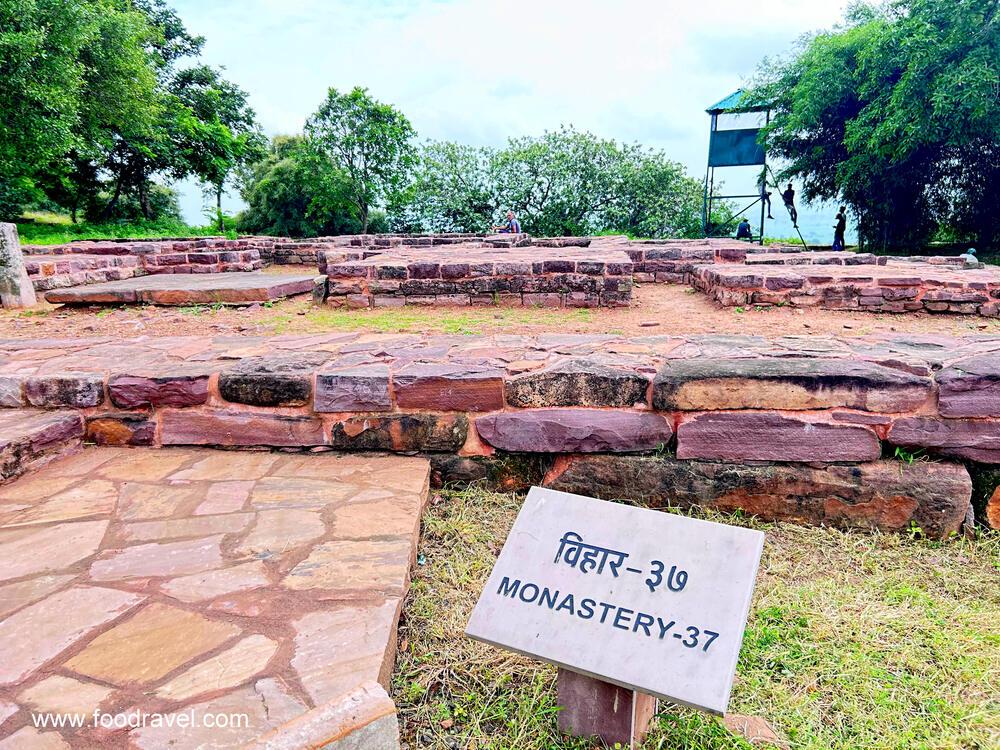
[0, 409, 84, 482]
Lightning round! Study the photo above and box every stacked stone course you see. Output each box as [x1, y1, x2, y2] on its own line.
[3, 331, 1000, 536]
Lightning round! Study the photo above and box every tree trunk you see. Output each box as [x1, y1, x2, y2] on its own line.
[100, 171, 124, 221]
[216, 187, 224, 232]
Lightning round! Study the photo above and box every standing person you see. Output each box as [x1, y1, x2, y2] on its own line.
[757, 169, 774, 219]
[493, 210, 521, 234]
[781, 183, 798, 227]
[736, 217, 753, 240]
[832, 206, 847, 251]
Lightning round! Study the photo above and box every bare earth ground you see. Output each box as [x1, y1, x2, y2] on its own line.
[3, 284, 1000, 339]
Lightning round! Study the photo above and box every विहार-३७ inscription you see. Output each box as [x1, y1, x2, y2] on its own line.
[465, 487, 765, 715]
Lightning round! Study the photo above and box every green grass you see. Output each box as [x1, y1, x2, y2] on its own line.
[269, 305, 594, 335]
[15, 211, 227, 245]
[393, 488, 1000, 750]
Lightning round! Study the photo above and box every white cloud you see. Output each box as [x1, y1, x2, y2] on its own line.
[169, 0, 851, 224]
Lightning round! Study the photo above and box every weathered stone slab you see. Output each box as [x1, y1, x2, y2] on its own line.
[46, 272, 314, 306]
[676, 412, 880, 462]
[476, 409, 672, 453]
[109, 371, 210, 408]
[0, 521, 108, 582]
[936, 354, 1000, 417]
[505, 359, 649, 408]
[24, 375, 104, 408]
[315, 364, 392, 412]
[0, 586, 143, 685]
[285, 539, 413, 597]
[219, 353, 330, 407]
[85, 413, 156, 446]
[90, 535, 225, 580]
[329, 414, 467, 452]
[65, 602, 240, 685]
[161, 409, 326, 447]
[888, 417, 1000, 462]
[17, 675, 114, 717]
[394, 363, 504, 412]
[653, 357, 932, 412]
[545, 455, 972, 539]
[0, 410, 83, 481]
[155, 634, 279, 701]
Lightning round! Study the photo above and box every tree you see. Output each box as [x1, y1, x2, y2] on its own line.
[171, 65, 265, 229]
[751, 0, 1000, 250]
[237, 136, 366, 238]
[390, 127, 705, 238]
[305, 87, 416, 233]
[0, 0, 96, 219]
[389, 141, 495, 232]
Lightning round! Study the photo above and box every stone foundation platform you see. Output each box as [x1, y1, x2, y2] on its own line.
[2, 331, 998, 536]
[693, 261, 1000, 313]
[44, 272, 315, 306]
[319, 245, 633, 308]
[0, 447, 427, 748]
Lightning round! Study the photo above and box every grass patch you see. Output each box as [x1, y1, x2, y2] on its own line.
[296, 306, 594, 335]
[15, 213, 225, 245]
[393, 487, 1000, 749]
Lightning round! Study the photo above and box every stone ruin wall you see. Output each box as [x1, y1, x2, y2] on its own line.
[6, 331, 1000, 539]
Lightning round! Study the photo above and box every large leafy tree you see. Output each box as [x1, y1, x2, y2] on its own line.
[0, 0, 262, 223]
[751, 0, 1000, 250]
[390, 128, 705, 238]
[305, 87, 416, 233]
[236, 136, 369, 238]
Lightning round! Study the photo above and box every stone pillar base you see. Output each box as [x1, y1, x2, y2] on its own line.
[556, 668, 657, 747]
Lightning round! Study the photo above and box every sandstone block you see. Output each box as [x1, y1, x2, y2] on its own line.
[219, 352, 329, 406]
[936, 354, 1000, 417]
[676, 412, 880, 462]
[329, 414, 467, 452]
[476, 409, 672, 453]
[24, 374, 104, 408]
[85, 413, 155, 446]
[394, 363, 503, 412]
[888, 416, 1000, 462]
[505, 359, 649, 408]
[653, 357, 932, 412]
[161, 409, 326, 447]
[546, 455, 972, 539]
[315, 364, 392, 412]
[109, 371, 209, 408]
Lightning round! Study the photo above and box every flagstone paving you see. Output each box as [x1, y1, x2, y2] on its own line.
[0, 447, 428, 748]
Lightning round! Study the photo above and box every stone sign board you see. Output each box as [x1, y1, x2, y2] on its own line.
[466, 487, 764, 715]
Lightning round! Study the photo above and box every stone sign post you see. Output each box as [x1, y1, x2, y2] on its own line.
[466, 487, 764, 747]
[0, 223, 37, 308]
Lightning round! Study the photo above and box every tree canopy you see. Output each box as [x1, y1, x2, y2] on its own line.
[391, 127, 704, 238]
[751, 0, 1000, 250]
[0, 0, 262, 223]
[305, 87, 416, 234]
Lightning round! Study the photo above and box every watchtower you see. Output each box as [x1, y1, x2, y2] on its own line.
[702, 89, 771, 244]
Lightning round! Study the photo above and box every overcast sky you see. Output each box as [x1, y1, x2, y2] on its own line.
[170, 0, 853, 239]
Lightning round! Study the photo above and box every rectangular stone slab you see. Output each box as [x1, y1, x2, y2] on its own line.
[466, 487, 764, 715]
[45, 272, 315, 306]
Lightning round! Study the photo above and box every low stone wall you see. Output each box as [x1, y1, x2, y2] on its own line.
[692, 261, 1000, 313]
[22, 238, 264, 283]
[318, 245, 634, 308]
[3, 332, 999, 537]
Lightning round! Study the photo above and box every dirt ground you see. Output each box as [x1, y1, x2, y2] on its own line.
[2, 283, 998, 340]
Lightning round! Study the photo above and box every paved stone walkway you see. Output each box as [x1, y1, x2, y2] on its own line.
[44, 273, 315, 306]
[0, 447, 428, 748]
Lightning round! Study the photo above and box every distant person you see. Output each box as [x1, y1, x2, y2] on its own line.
[757, 170, 774, 219]
[736, 217, 753, 240]
[832, 206, 847, 251]
[782, 183, 798, 227]
[493, 210, 521, 234]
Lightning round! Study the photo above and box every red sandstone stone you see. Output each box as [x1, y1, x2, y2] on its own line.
[676, 412, 880, 462]
[314, 364, 392, 412]
[394, 363, 503, 412]
[888, 416, 1000, 462]
[109, 372, 210, 408]
[161, 409, 326, 447]
[476, 409, 672, 453]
